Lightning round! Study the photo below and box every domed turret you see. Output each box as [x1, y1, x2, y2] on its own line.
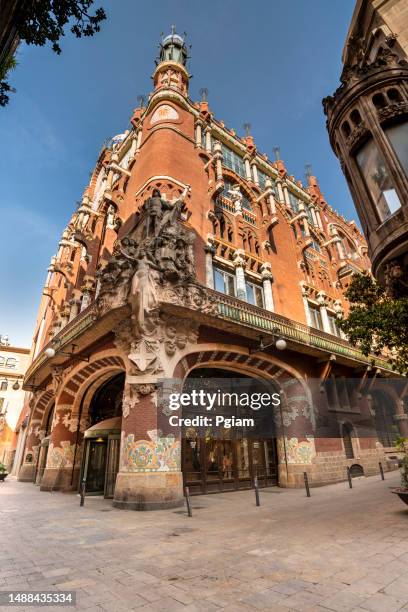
[153, 26, 190, 96]
[159, 28, 188, 66]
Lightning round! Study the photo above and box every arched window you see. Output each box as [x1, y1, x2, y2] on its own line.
[387, 88, 402, 103]
[342, 423, 354, 459]
[350, 109, 362, 126]
[372, 93, 386, 109]
[342, 121, 351, 138]
[6, 358, 17, 369]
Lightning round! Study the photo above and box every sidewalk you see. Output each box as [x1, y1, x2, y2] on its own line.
[0, 472, 407, 611]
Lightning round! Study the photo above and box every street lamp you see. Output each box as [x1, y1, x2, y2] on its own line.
[251, 330, 287, 354]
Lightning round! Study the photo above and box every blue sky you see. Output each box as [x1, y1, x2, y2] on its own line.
[0, 0, 356, 347]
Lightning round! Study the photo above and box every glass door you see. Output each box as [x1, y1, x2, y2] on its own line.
[84, 438, 107, 494]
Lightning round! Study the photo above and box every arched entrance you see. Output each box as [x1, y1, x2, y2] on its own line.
[80, 373, 124, 497]
[181, 367, 279, 495]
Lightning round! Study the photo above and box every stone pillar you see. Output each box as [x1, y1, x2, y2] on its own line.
[276, 179, 285, 204]
[282, 183, 290, 206]
[317, 291, 331, 334]
[251, 162, 259, 186]
[260, 262, 274, 311]
[244, 157, 252, 181]
[205, 128, 212, 153]
[233, 250, 247, 301]
[113, 381, 184, 510]
[301, 283, 312, 326]
[195, 122, 202, 148]
[204, 242, 216, 289]
[213, 141, 223, 182]
[40, 390, 79, 492]
[265, 178, 276, 215]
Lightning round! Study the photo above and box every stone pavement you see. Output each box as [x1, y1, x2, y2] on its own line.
[0, 472, 408, 611]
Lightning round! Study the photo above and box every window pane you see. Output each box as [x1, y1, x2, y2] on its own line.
[386, 122, 408, 180]
[214, 269, 225, 293]
[356, 138, 402, 221]
[254, 286, 264, 308]
[225, 273, 236, 296]
[246, 283, 255, 305]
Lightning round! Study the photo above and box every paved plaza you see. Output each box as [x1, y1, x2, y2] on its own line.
[1, 472, 408, 611]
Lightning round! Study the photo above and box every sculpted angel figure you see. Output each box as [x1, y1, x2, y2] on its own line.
[128, 249, 160, 329]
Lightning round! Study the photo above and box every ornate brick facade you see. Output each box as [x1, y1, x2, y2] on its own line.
[21, 30, 406, 509]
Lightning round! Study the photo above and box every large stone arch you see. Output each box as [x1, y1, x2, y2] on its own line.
[169, 343, 316, 488]
[18, 388, 55, 482]
[40, 351, 127, 492]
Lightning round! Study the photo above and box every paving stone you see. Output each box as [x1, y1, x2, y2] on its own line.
[1, 473, 408, 612]
[360, 592, 407, 611]
[320, 589, 367, 611]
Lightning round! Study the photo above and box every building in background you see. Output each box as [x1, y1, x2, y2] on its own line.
[20, 30, 406, 510]
[0, 336, 30, 472]
[323, 0, 408, 296]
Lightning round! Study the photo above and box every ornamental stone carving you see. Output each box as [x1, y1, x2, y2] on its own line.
[97, 188, 196, 319]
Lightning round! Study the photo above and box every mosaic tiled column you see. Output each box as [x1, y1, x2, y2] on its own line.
[113, 380, 184, 510]
[40, 389, 80, 491]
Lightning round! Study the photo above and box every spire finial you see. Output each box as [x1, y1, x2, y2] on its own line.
[305, 163, 313, 178]
[273, 146, 281, 161]
[199, 87, 208, 102]
[243, 123, 251, 136]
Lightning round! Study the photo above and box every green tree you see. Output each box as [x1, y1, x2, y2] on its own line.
[0, 0, 106, 106]
[340, 272, 408, 374]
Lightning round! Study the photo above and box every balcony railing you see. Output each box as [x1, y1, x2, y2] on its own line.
[210, 289, 392, 371]
[25, 283, 394, 387]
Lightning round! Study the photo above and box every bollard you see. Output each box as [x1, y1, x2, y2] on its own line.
[379, 462, 385, 481]
[347, 466, 353, 489]
[254, 476, 260, 506]
[80, 478, 86, 507]
[185, 486, 192, 517]
[303, 472, 311, 497]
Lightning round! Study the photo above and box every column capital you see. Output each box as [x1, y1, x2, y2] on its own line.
[260, 261, 273, 281]
[233, 250, 246, 268]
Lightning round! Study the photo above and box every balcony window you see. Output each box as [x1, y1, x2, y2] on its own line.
[307, 303, 323, 331]
[258, 169, 266, 191]
[245, 281, 264, 308]
[328, 313, 341, 337]
[385, 121, 408, 180]
[222, 178, 251, 210]
[221, 144, 246, 179]
[288, 191, 300, 212]
[355, 138, 402, 222]
[213, 267, 236, 297]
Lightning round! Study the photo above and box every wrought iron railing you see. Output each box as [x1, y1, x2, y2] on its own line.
[210, 289, 392, 371]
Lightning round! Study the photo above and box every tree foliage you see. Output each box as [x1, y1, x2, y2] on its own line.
[339, 272, 408, 374]
[0, 0, 106, 106]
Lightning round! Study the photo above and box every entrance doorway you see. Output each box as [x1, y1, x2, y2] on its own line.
[181, 368, 279, 495]
[80, 373, 124, 498]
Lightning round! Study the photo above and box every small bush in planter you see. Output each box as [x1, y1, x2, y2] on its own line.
[392, 438, 408, 505]
[0, 462, 8, 480]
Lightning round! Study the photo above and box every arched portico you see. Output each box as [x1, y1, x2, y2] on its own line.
[18, 389, 54, 482]
[112, 343, 316, 510]
[39, 353, 126, 492]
